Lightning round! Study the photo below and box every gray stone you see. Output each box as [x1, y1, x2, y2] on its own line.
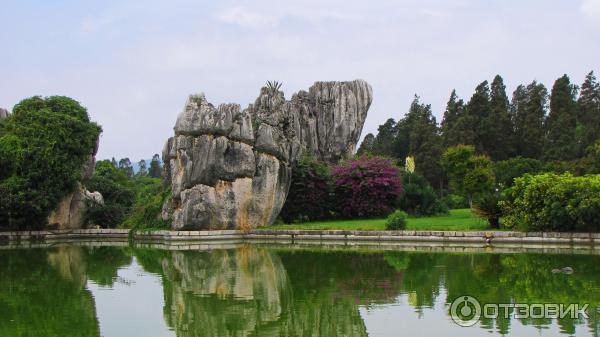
[0, 108, 8, 119]
[163, 80, 372, 230]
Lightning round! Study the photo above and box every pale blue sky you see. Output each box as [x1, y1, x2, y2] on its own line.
[1, 0, 599, 160]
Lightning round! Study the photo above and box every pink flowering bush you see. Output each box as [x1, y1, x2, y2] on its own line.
[332, 156, 402, 218]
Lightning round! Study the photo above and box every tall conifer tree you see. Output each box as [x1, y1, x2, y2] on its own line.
[544, 75, 578, 161]
[577, 71, 600, 152]
[487, 75, 514, 160]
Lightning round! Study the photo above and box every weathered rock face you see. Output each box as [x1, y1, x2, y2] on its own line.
[0, 108, 8, 119]
[162, 80, 372, 230]
[47, 138, 103, 229]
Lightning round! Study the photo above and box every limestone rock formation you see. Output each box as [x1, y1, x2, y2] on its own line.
[0, 108, 8, 119]
[47, 138, 103, 229]
[162, 80, 372, 230]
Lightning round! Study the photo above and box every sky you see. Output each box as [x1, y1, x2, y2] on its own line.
[1, 0, 599, 160]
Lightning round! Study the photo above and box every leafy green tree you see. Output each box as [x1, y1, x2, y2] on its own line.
[137, 159, 148, 177]
[510, 81, 547, 159]
[544, 74, 578, 160]
[0, 96, 101, 229]
[149, 154, 162, 178]
[493, 156, 544, 187]
[577, 71, 600, 152]
[441, 145, 495, 204]
[85, 160, 135, 228]
[118, 157, 134, 178]
[440, 89, 467, 147]
[487, 75, 514, 159]
[356, 133, 375, 156]
[465, 81, 492, 154]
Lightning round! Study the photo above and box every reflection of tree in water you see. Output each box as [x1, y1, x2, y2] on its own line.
[0, 247, 100, 337]
[394, 251, 600, 335]
[136, 247, 405, 337]
[83, 246, 132, 287]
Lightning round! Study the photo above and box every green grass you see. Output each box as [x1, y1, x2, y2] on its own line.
[270, 208, 490, 231]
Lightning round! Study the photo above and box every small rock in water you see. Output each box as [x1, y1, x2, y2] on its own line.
[551, 267, 574, 274]
[561, 267, 574, 274]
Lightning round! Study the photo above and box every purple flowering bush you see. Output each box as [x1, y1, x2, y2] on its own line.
[332, 156, 402, 218]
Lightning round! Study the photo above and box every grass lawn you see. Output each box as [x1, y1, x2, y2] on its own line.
[270, 208, 490, 231]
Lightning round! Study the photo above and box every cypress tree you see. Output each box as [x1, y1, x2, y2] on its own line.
[371, 118, 398, 157]
[487, 75, 514, 160]
[357, 133, 375, 156]
[544, 75, 578, 161]
[511, 82, 549, 159]
[465, 81, 491, 154]
[577, 71, 600, 152]
[405, 96, 444, 187]
[441, 90, 467, 147]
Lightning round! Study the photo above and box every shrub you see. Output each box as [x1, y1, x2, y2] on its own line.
[332, 156, 402, 218]
[397, 172, 448, 216]
[280, 155, 332, 223]
[385, 210, 408, 230]
[471, 191, 502, 229]
[500, 173, 600, 232]
[442, 194, 468, 209]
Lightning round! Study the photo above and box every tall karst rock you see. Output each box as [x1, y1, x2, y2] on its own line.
[0, 108, 8, 119]
[162, 80, 372, 230]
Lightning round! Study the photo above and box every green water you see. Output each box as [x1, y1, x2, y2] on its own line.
[0, 244, 599, 337]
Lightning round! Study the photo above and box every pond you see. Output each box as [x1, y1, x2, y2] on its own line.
[0, 243, 599, 337]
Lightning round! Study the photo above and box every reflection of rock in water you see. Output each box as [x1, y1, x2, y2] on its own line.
[0, 246, 100, 337]
[161, 246, 292, 336]
[153, 247, 404, 337]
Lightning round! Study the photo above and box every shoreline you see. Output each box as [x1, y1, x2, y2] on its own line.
[1, 228, 599, 247]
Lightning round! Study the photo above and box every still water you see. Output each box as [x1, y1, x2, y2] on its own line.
[0, 243, 599, 337]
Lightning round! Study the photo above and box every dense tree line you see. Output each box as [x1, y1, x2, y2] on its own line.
[358, 71, 600, 189]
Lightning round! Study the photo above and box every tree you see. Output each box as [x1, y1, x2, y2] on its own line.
[441, 145, 495, 204]
[118, 158, 134, 178]
[577, 71, 600, 153]
[280, 155, 332, 223]
[0, 96, 102, 229]
[397, 172, 448, 216]
[137, 159, 148, 177]
[149, 154, 162, 178]
[465, 81, 492, 154]
[332, 156, 402, 218]
[111, 157, 118, 167]
[404, 96, 444, 187]
[544, 74, 578, 161]
[493, 156, 543, 187]
[510, 81, 547, 159]
[486, 75, 514, 160]
[357, 133, 375, 156]
[371, 118, 398, 157]
[441, 90, 467, 147]
[85, 160, 135, 228]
